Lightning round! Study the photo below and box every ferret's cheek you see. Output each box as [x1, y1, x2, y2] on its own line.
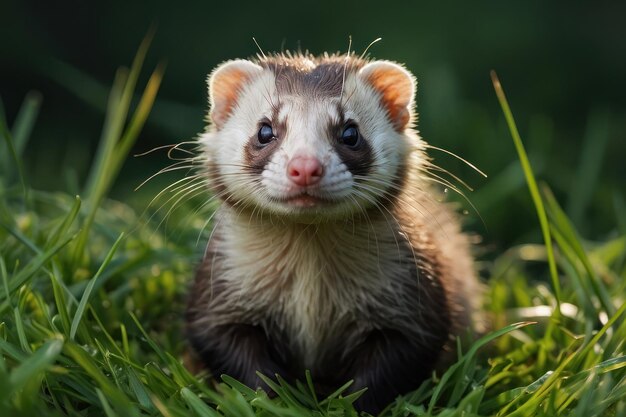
[215, 125, 253, 161]
[260, 160, 297, 199]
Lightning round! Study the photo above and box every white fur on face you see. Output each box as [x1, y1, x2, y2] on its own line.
[260, 98, 354, 205]
[200, 66, 422, 221]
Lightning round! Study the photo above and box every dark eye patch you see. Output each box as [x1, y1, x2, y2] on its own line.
[328, 112, 373, 178]
[244, 114, 285, 175]
[334, 130, 373, 177]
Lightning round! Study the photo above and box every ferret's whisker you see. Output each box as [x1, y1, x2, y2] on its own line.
[252, 37, 267, 60]
[134, 143, 180, 157]
[339, 35, 352, 104]
[136, 161, 200, 191]
[421, 163, 475, 192]
[424, 144, 487, 178]
[359, 37, 383, 60]
[146, 175, 204, 208]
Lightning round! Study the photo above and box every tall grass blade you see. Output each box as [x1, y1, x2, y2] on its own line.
[110, 62, 165, 180]
[491, 71, 562, 311]
[84, 29, 155, 199]
[11, 91, 42, 158]
[0, 113, 29, 201]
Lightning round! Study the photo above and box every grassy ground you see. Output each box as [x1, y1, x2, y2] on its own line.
[1, 47, 625, 416]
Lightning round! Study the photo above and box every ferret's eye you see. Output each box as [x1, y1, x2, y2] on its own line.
[340, 125, 361, 148]
[257, 124, 275, 145]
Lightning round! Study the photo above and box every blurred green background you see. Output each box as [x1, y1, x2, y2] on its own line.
[1, 0, 624, 251]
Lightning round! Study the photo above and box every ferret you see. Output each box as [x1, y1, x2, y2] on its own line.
[185, 52, 481, 413]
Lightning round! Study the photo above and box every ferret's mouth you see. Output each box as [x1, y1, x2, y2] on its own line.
[283, 193, 328, 208]
[274, 190, 338, 208]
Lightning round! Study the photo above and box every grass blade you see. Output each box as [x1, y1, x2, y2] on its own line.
[111, 62, 166, 179]
[9, 338, 63, 394]
[70, 232, 125, 340]
[0, 234, 75, 299]
[83, 29, 155, 199]
[45, 195, 82, 251]
[11, 91, 42, 158]
[491, 71, 562, 310]
[0, 113, 29, 201]
[181, 387, 221, 417]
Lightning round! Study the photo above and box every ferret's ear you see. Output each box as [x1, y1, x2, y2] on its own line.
[208, 60, 263, 129]
[359, 61, 416, 131]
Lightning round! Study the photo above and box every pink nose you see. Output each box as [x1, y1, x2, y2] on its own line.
[287, 156, 324, 186]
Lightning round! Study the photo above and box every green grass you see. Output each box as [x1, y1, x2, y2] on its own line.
[1, 48, 625, 416]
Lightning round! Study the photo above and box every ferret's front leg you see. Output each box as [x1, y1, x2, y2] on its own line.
[346, 329, 441, 414]
[188, 323, 293, 390]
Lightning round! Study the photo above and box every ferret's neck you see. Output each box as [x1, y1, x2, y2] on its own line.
[219, 206, 399, 245]
[214, 205, 409, 284]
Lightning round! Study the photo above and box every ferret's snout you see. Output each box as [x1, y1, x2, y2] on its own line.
[287, 155, 324, 186]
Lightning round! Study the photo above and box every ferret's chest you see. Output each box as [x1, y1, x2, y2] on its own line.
[217, 220, 415, 364]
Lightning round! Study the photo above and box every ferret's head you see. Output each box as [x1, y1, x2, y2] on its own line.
[200, 53, 423, 222]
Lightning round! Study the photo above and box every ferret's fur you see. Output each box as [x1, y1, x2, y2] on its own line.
[186, 53, 481, 413]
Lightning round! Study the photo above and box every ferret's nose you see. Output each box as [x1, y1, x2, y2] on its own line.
[287, 156, 324, 186]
